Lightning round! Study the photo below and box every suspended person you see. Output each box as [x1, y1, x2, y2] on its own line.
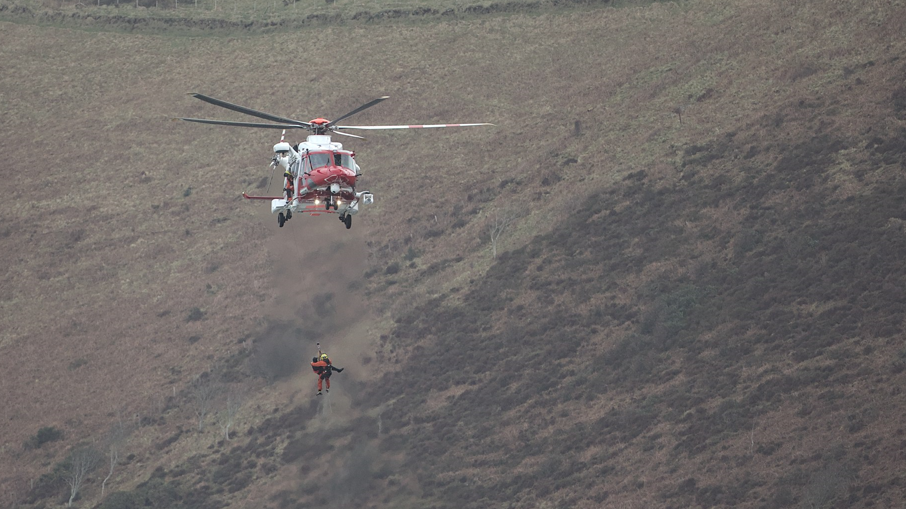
[311, 353, 343, 396]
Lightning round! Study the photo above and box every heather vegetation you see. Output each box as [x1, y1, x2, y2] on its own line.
[356, 156, 906, 506]
[0, 0, 660, 32]
[2, 0, 906, 507]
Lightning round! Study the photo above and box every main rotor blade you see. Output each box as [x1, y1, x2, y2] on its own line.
[336, 122, 494, 130]
[188, 93, 311, 128]
[329, 128, 366, 140]
[326, 96, 390, 127]
[179, 118, 309, 129]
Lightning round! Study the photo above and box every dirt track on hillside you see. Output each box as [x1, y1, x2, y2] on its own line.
[0, 0, 611, 33]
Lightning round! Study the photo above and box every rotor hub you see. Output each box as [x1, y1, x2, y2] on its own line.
[308, 118, 331, 134]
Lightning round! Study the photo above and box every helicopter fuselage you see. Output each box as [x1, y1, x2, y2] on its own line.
[282, 135, 359, 198]
[253, 134, 372, 228]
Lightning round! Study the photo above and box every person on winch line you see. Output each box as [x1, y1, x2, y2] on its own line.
[311, 353, 343, 396]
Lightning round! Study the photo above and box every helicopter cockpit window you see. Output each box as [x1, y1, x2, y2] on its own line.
[339, 153, 355, 170]
[308, 152, 331, 169]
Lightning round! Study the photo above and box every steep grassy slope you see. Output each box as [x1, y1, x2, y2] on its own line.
[2, 0, 906, 507]
[362, 133, 906, 508]
[1, 0, 639, 29]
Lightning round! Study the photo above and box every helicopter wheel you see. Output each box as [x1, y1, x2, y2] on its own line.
[344, 215, 352, 229]
[286, 210, 292, 220]
[325, 199, 330, 211]
[277, 212, 285, 228]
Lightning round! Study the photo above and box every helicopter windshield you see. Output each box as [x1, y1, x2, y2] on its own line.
[305, 151, 355, 171]
[302, 151, 356, 173]
[339, 153, 355, 170]
[308, 152, 331, 169]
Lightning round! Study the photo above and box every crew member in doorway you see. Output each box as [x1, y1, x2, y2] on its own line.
[284, 171, 295, 201]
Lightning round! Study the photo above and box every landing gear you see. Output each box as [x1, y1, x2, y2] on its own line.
[277, 212, 285, 227]
[344, 214, 352, 229]
[285, 210, 292, 220]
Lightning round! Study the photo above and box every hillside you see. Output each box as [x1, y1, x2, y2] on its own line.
[2, 0, 906, 507]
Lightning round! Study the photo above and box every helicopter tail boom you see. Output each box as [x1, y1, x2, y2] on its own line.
[242, 193, 282, 200]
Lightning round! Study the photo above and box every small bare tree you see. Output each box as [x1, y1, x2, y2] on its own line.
[674, 104, 686, 125]
[101, 418, 131, 496]
[191, 375, 221, 432]
[66, 446, 100, 507]
[218, 387, 244, 440]
[489, 209, 518, 258]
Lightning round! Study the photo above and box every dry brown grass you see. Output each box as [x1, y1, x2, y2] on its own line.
[2, 0, 906, 506]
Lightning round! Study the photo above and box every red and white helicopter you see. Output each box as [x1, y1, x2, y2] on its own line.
[179, 94, 492, 229]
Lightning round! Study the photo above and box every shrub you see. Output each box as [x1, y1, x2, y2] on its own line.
[67, 358, 88, 370]
[24, 467, 66, 503]
[25, 426, 64, 449]
[186, 307, 205, 322]
[96, 491, 142, 509]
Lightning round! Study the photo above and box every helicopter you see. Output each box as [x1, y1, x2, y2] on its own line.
[179, 94, 492, 229]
